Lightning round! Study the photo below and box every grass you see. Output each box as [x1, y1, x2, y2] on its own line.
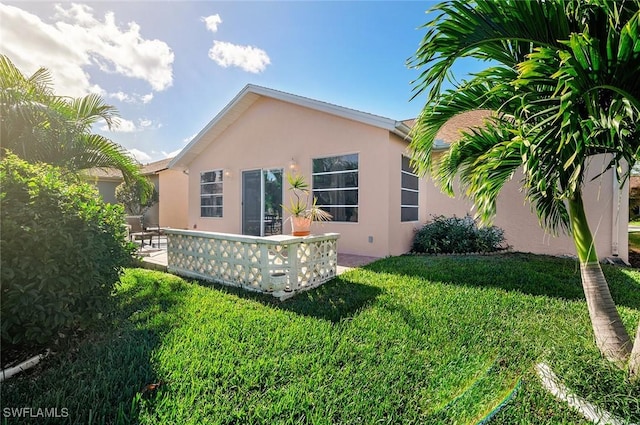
[1, 253, 639, 424]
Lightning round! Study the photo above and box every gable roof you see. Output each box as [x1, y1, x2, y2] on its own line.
[141, 157, 172, 174]
[83, 157, 173, 181]
[83, 167, 123, 181]
[169, 84, 412, 170]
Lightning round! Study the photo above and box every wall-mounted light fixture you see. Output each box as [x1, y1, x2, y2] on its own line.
[288, 158, 299, 173]
[223, 169, 233, 180]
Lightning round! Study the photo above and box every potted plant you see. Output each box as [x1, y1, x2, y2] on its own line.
[283, 173, 332, 236]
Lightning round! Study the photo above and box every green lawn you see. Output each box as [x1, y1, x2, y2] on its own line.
[1, 254, 639, 424]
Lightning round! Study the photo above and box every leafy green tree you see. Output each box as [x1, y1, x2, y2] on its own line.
[0, 54, 150, 197]
[1, 153, 135, 346]
[116, 178, 159, 216]
[409, 0, 640, 375]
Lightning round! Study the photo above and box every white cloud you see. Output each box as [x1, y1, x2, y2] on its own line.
[109, 118, 137, 133]
[163, 148, 184, 158]
[0, 3, 174, 97]
[109, 91, 133, 102]
[101, 117, 159, 133]
[202, 14, 222, 33]
[208, 41, 270, 73]
[128, 148, 152, 163]
[182, 133, 198, 144]
[106, 91, 153, 104]
[159, 133, 196, 159]
[138, 119, 153, 128]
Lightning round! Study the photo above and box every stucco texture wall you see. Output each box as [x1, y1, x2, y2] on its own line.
[158, 169, 189, 229]
[95, 180, 119, 204]
[187, 97, 399, 257]
[424, 154, 628, 262]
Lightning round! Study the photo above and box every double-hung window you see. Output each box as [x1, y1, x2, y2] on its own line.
[312, 153, 358, 222]
[201, 170, 223, 217]
[401, 156, 419, 222]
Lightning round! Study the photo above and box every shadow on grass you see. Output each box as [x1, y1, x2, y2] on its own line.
[0, 269, 187, 425]
[363, 252, 640, 310]
[191, 275, 382, 323]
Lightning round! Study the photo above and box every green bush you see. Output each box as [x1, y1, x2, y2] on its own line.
[0, 153, 136, 346]
[115, 178, 158, 216]
[412, 215, 507, 254]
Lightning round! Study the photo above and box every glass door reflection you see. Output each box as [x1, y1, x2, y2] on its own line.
[242, 168, 283, 237]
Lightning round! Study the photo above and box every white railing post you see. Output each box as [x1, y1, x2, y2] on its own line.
[260, 242, 270, 291]
[287, 241, 300, 292]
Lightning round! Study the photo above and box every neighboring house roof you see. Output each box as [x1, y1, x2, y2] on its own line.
[401, 118, 416, 128]
[141, 158, 172, 175]
[83, 157, 174, 181]
[169, 84, 413, 170]
[402, 110, 493, 151]
[83, 167, 123, 181]
[433, 109, 493, 144]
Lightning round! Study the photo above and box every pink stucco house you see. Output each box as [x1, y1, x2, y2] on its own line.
[169, 84, 629, 262]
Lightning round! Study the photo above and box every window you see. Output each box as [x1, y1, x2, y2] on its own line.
[401, 156, 419, 222]
[201, 170, 223, 217]
[312, 153, 358, 222]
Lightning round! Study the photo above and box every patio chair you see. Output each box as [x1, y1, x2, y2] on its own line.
[125, 215, 156, 246]
[143, 223, 165, 248]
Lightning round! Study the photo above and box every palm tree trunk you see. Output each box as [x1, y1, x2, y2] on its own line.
[568, 191, 631, 365]
[629, 321, 640, 379]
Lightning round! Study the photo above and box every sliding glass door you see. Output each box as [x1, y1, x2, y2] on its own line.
[242, 169, 283, 236]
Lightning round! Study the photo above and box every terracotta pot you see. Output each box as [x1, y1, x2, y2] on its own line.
[291, 216, 312, 236]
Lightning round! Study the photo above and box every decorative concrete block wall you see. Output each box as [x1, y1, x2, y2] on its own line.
[165, 229, 339, 300]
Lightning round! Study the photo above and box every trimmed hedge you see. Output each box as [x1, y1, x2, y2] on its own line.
[413, 215, 507, 254]
[0, 154, 136, 346]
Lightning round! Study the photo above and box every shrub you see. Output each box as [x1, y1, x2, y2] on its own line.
[0, 154, 136, 346]
[412, 215, 507, 254]
[115, 178, 158, 216]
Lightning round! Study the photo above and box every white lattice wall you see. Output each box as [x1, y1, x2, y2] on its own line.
[165, 230, 339, 299]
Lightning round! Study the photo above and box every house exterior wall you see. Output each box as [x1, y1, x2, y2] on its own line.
[143, 174, 160, 227]
[181, 93, 628, 262]
[387, 133, 430, 256]
[424, 153, 628, 262]
[186, 97, 396, 257]
[95, 180, 120, 204]
[158, 169, 189, 229]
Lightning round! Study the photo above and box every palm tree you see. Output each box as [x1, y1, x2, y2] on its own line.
[0, 54, 149, 192]
[409, 0, 640, 375]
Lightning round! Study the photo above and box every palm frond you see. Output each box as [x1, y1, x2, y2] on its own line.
[410, 0, 640, 237]
[0, 54, 147, 193]
[409, 0, 574, 103]
[436, 119, 521, 225]
[409, 76, 509, 176]
[67, 94, 120, 130]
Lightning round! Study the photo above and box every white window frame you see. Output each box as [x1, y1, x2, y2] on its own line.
[312, 153, 359, 223]
[401, 155, 419, 222]
[200, 169, 223, 218]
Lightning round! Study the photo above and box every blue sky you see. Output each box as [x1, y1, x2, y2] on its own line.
[1, 1, 486, 163]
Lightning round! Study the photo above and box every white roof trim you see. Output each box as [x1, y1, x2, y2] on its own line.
[169, 84, 411, 170]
